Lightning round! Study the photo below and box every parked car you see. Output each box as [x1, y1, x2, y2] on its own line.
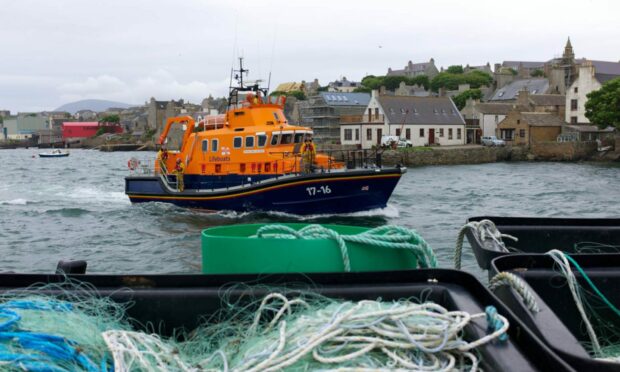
[381, 135, 413, 148]
[481, 136, 506, 146]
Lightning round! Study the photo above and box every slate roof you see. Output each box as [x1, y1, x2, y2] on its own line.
[490, 79, 549, 101]
[521, 112, 564, 127]
[564, 124, 616, 133]
[388, 61, 432, 75]
[319, 92, 370, 106]
[528, 94, 565, 106]
[590, 60, 620, 84]
[377, 96, 465, 125]
[502, 61, 545, 69]
[474, 103, 514, 115]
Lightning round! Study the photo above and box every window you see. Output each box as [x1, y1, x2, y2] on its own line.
[439, 128, 444, 137]
[211, 139, 218, 152]
[448, 128, 453, 140]
[395, 128, 401, 137]
[273, 112, 280, 121]
[500, 129, 515, 140]
[245, 136, 254, 148]
[419, 128, 425, 137]
[374, 108, 379, 119]
[233, 136, 242, 148]
[201, 140, 208, 152]
[571, 99, 578, 111]
[494, 115, 499, 123]
[574, 87, 578, 93]
[294, 133, 304, 143]
[257, 134, 267, 147]
[271, 134, 280, 146]
[517, 119, 520, 124]
[344, 129, 353, 140]
[355, 129, 359, 141]
[571, 116, 578, 124]
[519, 129, 526, 138]
[280, 133, 293, 144]
[405, 128, 411, 140]
[366, 128, 372, 140]
[457, 128, 461, 140]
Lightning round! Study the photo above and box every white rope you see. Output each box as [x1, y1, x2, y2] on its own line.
[546, 249, 602, 354]
[455, 220, 518, 269]
[227, 294, 508, 371]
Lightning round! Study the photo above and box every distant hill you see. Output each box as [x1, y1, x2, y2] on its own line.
[55, 99, 135, 114]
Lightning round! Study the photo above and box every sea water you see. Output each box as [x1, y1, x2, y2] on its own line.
[0, 148, 618, 276]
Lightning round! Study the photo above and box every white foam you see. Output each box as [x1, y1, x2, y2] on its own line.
[66, 187, 129, 204]
[264, 203, 400, 220]
[0, 198, 29, 205]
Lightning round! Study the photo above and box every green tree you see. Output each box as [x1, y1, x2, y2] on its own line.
[353, 86, 372, 93]
[531, 69, 545, 77]
[317, 86, 329, 92]
[407, 75, 430, 90]
[585, 77, 620, 130]
[452, 89, 483, 110]
[99, 114, 120, 123]
[430, 70, 492, 92]
[446, 65, 464, 74]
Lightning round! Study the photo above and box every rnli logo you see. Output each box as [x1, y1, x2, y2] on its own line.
[361, 186, 369, 191]
[221, 146, 231, 156]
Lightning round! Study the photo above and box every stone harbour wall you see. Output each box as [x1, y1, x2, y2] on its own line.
[529, 141, 597, 161]
[380, 146, 522, 167]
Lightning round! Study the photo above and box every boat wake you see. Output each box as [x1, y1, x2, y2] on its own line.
[207, 204, 399, 221]
[0, 198, 33, 205]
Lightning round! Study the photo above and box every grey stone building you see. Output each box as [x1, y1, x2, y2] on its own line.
[387, 58, 439, 79]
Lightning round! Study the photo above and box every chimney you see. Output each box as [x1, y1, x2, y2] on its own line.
[379, 86, 386, 95]
[517, 88, 530, 107]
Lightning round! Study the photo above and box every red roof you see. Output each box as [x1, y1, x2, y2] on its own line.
[62, 122, 100, 127]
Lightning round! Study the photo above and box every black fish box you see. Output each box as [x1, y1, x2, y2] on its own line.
[465, 216, 620, 270]
[491, 253, 620, 371]
[0, 269, 572, 371]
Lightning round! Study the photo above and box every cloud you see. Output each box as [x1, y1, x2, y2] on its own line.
[56, 70, 229, 106]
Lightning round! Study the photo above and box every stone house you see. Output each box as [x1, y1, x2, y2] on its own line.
[147, 98, 201, 136]
[327, 77, 360, 93]
[75, 109, 97, 121]
[341, 91, 465, 149]
[460, 100, 513, 140]
[394, 81, 430, 97]
[387, 58, 439, 79]
[297, 92, 370, 144]
[565, 60, 620, 124]
[497, 111, 564, 146]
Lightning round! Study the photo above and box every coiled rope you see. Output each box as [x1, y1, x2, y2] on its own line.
[488, 272, 540, 313]
[454, 220, 518, 270]
[253, 224, 437, 270]
[103, 293, 509, 371]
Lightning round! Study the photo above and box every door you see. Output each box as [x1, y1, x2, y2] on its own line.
[429, 129, 435, 145]
[377, 128, 382, 145]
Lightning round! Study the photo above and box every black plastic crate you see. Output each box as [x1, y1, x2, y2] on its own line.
[465, 216, 620, 270]
[0, 269, 572, 371]
[491, 253, 620, 371]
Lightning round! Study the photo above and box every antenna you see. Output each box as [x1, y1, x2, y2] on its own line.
[267, 71, 272, 96]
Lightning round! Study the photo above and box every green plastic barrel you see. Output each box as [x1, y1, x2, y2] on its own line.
[201, 223, 419, 274]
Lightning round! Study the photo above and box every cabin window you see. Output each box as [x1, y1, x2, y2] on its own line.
[271, 134, 280, 146]
[211, 139, 218, 152]
[273, 112, 280, 121]
[201, 140, 208, 152]
[294, 133, 304, 143]
[233, 136, 242, 148]
[245, 136, 255, 148]
[258, 134, 267, 147]
[280, 133, 293, 144]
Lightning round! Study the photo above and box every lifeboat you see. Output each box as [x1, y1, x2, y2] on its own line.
[125, 61, 405, 215]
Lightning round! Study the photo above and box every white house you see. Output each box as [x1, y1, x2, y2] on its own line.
[341, 91, 466, 148]
[566, 60, 620, 124]
[460, 100, 513, 138]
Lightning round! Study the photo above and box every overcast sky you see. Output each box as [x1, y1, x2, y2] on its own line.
[1, 0, 618, 112]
